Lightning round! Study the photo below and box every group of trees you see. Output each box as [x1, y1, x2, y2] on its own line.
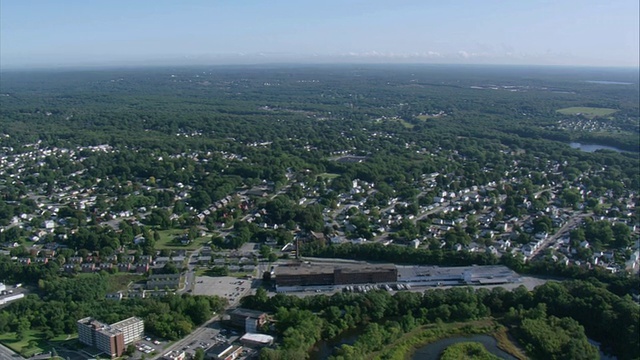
[509, 304, 599, 360]
[262, 196, 325, 232]
[301, 242, 500, 267]
[440, 342, 500, 360]
[570, 218, 633, 249]
[0, 274, 227, 342]
[243, 278, 637, 360]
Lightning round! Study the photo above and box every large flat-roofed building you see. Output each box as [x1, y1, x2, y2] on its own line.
[334, 264, 397, 285]
[206, 343, 243, 360]
[275, 263, 397, 288]
[77, 318, 125, 358]
[229, 308, 268, 332]
[110, 317, 144, 344]
[275, 264, 335, 287]
[239, 333, 274, 347]
[395, 265, 521, 286]
[94, 327, 124, 358]
[77, 317, 144, 358]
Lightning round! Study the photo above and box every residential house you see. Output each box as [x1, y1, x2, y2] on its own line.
[69, 256, 83, 264]
[135, 263, 150, 274]
[81, 263, 96, 273]
[118, 263, 132, 272]
[197, 256, 211, 265]
[105, 293, 123, 301]
[133, 235, 146, 245]
[146, 274, 181, 290]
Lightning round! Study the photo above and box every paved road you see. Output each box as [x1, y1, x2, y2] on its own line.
[177, 248, 202, 294]
[149, 316, 219, 360]
[531, 211, 589, 260]
[0, 344, 24, 360]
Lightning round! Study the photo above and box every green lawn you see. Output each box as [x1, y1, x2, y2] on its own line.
[0, 331, 80, 358]
[396, 118, 414, 129]
[195, 267, 209, 276]
[49, 334, 77, 342]
[416, 114, 437, 120]
[556, 106, 617, 119]
[318, 173, 340, 180]
[107, 273, 145, 292]
[0, 330, 51, 357]
[155, 229, 210, 250]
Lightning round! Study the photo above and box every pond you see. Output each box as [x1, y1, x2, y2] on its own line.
[309, 327, 362, 360]
[569, 142, 627, 153]
[411, 334, 517, 360]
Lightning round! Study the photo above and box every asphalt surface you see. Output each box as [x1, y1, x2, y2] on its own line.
[149, 317, 220, 360]
[0, 344, 24, 360]
[530, 211, 589, 260]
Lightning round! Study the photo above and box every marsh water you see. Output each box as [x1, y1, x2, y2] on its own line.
[309, 327, 362, 360]
[411, 334, 517, 360]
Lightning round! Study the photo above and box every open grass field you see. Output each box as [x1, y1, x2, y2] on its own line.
[155, 229, 210, 250]
[416, 114, 440, 121]
[395, 118, 414, 129]
[0, 330, 45, 357]
[107, 273, 145, 292]
[556, 106, 617, 119]
[0, 331, 79, 359]
[318, 173, 340, 180]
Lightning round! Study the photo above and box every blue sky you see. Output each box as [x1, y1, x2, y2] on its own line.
[1, 0, 638, 68]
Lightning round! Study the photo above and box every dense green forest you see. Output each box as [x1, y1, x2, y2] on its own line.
[0, 274, 226, 342]
[240, 278, 637, 359]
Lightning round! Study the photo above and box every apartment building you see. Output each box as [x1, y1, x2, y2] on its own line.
[77, 316, 144, 358]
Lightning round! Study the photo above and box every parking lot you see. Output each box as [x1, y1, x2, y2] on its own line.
[281, 275, 549, 299]
[193, 276, 252, 305]
[132, 336, 165, 358]
[169, 323, 249, 359]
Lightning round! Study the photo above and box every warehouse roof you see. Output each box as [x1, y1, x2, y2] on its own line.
[275, 263, 396, 276]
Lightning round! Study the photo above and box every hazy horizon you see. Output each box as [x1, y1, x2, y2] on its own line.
[1, 0, 639, 70]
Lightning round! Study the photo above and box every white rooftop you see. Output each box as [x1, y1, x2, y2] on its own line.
[240, 333, 274, 344]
